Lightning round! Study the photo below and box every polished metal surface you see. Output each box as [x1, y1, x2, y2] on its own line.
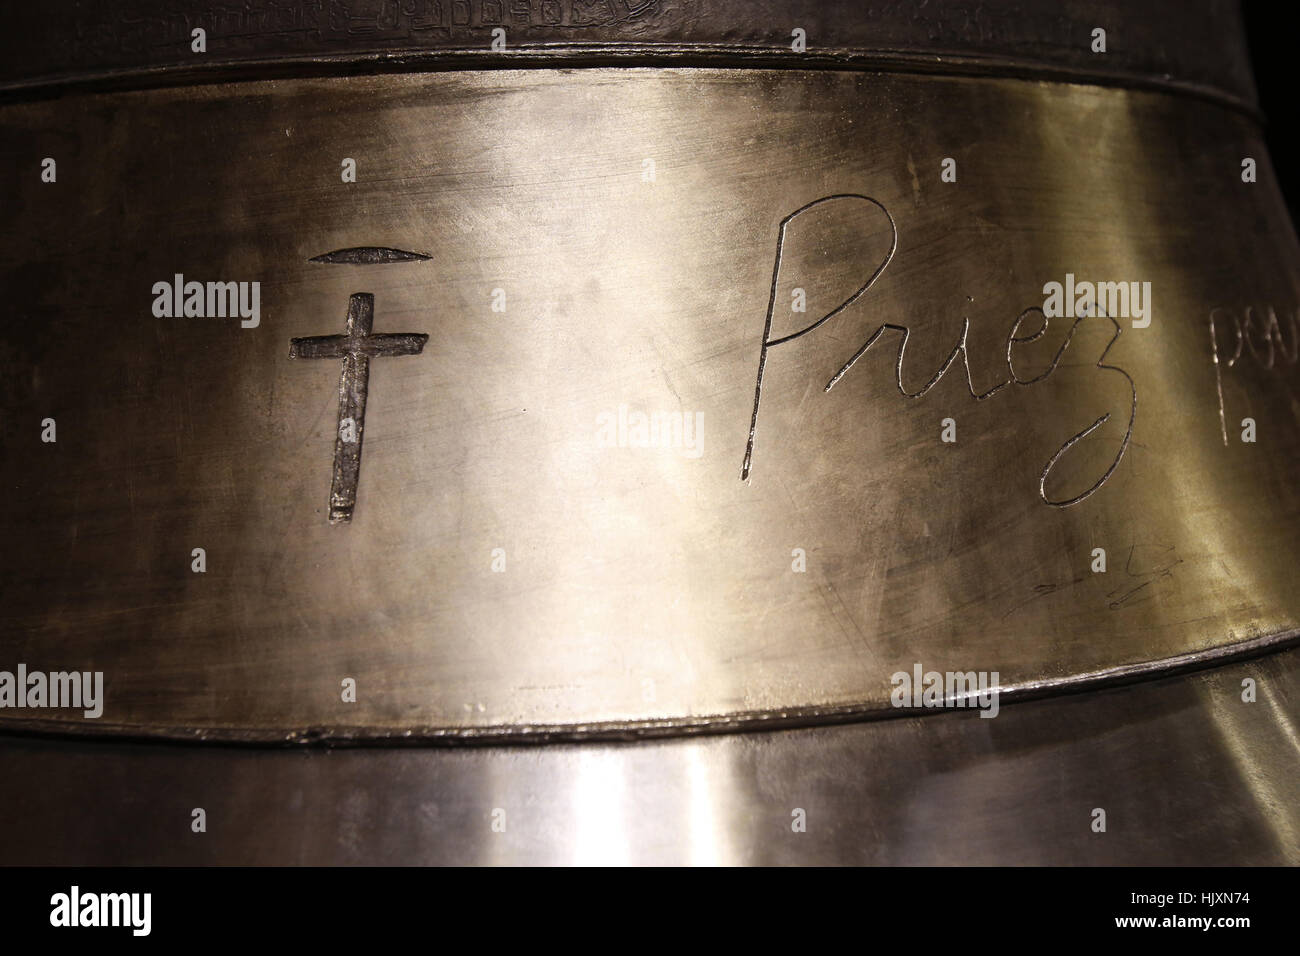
[1, 648, 1296, 865]
[3, 63, 1300, 742]
[0, 0, 1258, 112]
[2, 0, 1298, 871]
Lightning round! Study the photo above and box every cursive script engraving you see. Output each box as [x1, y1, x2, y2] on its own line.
[1209, 304, 1300, 444]
[742, 195, 1136, 507]
[741, 195, 897, 481]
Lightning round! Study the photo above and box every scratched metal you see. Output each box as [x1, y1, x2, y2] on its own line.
[1, 68, 1299, 740]
[1, 648, 1296, 864]
[289, 290, 430, 523]
[0, 0, 1258, 112]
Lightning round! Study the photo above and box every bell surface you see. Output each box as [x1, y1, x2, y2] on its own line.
[0, 0, 1297, 866]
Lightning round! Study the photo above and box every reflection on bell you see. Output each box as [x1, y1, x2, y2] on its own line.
[0, 0, 1297, 875]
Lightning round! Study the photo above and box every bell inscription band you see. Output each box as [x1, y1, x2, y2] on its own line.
[0, 0, 1297, 868]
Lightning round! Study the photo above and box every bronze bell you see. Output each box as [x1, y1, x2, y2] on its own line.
[0, 0, 1297, 868]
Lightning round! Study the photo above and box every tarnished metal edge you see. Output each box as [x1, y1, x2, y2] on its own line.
[0, 44, 1265, 122]
[2, 627, 1296, 749]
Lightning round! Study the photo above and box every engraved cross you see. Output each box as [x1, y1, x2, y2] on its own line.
[290, 288, 428, 523]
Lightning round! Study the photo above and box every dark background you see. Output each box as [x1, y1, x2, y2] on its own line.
[1243, 5, 1300, 229]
